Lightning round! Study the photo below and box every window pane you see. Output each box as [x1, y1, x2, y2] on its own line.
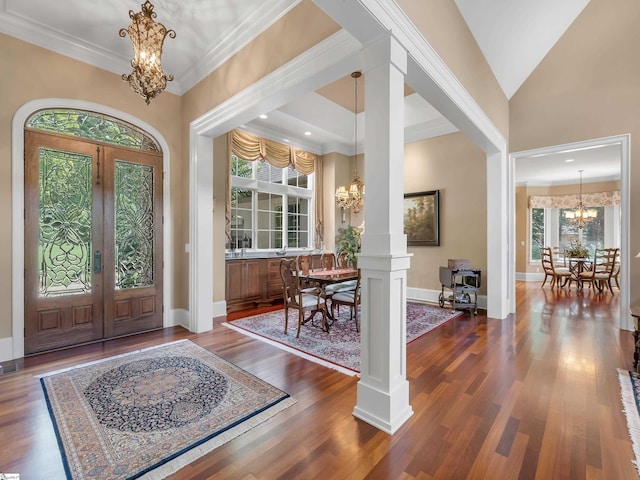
[230, 188, 252, 249]
[559, 208, 581, 247]
[581, 207, 605, 252]
[286, 166, 309, 188]
[530, 208, 544, 261]
[231, 156, 253, 178]
[256, 162, 284, 184]
[256, 192, 284, 249]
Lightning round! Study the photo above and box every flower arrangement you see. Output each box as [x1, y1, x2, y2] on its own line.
[566, 241, 590, 258]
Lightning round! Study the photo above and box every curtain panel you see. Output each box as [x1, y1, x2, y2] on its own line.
[528, 191, 620, 209]
[226, 129, 324, 248]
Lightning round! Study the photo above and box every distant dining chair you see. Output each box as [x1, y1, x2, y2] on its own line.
[579, 248, 618, 292]
[319, 252, 336, 270]
[541, 247, 572, 289]
[279, 258, 326, 337]
[330, 269, 361, 332]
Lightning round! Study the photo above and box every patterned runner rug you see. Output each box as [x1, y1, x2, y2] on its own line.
[618, 368, 640, 474]
[39, 339, 295, 480]
[223, 301, 463, 375]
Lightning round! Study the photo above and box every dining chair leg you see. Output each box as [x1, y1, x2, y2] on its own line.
[284, 307, 289, 335]
[296, 306, 302, 338]
[354, 304, 359, 333]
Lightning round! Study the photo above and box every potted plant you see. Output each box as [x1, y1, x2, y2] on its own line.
[335, 225, 361, 267]
[566, 241, 590, 259]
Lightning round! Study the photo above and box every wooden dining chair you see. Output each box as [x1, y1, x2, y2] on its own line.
[279, 258, 326, 337]
[579, 248, 618, 292]
[330, 269, 361, 332]
[541, 247, 571, 289]
[319, 252, 336, 270]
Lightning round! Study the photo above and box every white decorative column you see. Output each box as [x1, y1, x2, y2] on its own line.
[353, 34, 413, 434]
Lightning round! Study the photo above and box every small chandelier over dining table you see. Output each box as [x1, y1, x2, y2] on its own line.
[119, 1, 176, 105]
[336, 71, 365, 216]
[564, 169, 597, 229]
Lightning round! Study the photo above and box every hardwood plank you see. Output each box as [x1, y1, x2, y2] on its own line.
[0, 282, 636, 479]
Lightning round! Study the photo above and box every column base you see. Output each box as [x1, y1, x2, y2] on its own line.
[353, 378, 413, 434]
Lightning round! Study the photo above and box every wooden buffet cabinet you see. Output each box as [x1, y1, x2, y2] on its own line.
[225, 254, 321, 313]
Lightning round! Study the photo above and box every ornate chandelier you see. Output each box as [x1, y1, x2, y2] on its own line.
[119, 1, 176, 105]
[336, 71, 365, 217]
[564, 170, 597, 229]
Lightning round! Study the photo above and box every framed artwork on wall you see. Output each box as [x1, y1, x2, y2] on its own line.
[404, 190, 440, 246]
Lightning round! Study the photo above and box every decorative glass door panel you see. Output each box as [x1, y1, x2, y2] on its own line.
[25, 130, 163, 354]
[114, 160, 155, 289]
[39, 148, 93, 297]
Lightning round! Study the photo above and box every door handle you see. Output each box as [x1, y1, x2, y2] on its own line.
[94, 250, 102, 274]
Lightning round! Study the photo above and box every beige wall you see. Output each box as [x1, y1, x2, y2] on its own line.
[515, 181, 620, 272]
[0, 33, 183, 339]
[509, 0, 640, 304]
[404, 132, 487, 294]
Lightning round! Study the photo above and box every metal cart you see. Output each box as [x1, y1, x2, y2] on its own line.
[438, 266, 481, 314]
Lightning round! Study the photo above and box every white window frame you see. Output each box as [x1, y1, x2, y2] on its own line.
[230, 160, 314, 252]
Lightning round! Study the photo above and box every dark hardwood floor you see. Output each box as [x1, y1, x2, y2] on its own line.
[0, 282, 636, 479]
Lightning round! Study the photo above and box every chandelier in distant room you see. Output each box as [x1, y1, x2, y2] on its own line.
[119, 1, 175, 105]
[564, 170, 597, 229]
[336, 71, 365, 217]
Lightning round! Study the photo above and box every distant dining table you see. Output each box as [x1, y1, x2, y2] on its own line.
[300, 268, 359, 327]
[567, 257, 591, 289]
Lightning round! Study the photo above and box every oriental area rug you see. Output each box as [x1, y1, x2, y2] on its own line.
[39, 339, 295, 480]
[223, 301, 463, 376]
[618, 368, 640, 474]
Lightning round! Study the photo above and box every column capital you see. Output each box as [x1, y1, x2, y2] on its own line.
[362, 33, 407, 75]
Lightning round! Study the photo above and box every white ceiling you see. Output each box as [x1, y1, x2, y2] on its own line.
[454, 0, 590, 100]
[1, 0, 616, 184]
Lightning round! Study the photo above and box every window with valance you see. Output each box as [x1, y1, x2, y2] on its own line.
[226, 129, 324, 250]
[528, 190, 620, 261]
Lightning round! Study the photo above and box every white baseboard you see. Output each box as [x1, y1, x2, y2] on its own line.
[516, 272, 545, 282]
[407, 287, 487, 310]
[168, 308, 190, 329]
[213, 300, 227, 318]
[0, 336, 14, 362]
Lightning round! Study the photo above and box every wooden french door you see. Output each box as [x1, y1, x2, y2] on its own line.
[24, 129, 163, 354]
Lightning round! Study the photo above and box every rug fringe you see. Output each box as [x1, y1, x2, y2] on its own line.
[222, 322, 359, 377]
[35, 339, 190, 378]
[139, 397, 297, 479]
[617, 368, 640, 475]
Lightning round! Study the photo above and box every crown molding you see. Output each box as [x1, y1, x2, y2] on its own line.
[405, 118, 459, 144]
[191, 28, 361, 136]
[179, 0, 301, 94]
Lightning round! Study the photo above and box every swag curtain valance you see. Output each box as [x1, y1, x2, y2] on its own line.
[528, 190, 620, 209]
[225, 130, 324, 247]
[229, 129, 317, 174]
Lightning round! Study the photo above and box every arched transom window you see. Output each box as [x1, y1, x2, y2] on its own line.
[26, 109, 160, 152]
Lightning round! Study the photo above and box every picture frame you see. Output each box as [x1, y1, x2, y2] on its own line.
[404, 190, 440, 246]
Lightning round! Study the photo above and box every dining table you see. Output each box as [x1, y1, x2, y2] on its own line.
[300, 268, 359, 328]
[567, 257, 591, 289]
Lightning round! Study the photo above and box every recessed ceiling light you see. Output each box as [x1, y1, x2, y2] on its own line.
[565, 158, 575, 163]
[304, 131, 311, 136]
[283, 138, 290, 143]
[259, 114, 267, 119]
